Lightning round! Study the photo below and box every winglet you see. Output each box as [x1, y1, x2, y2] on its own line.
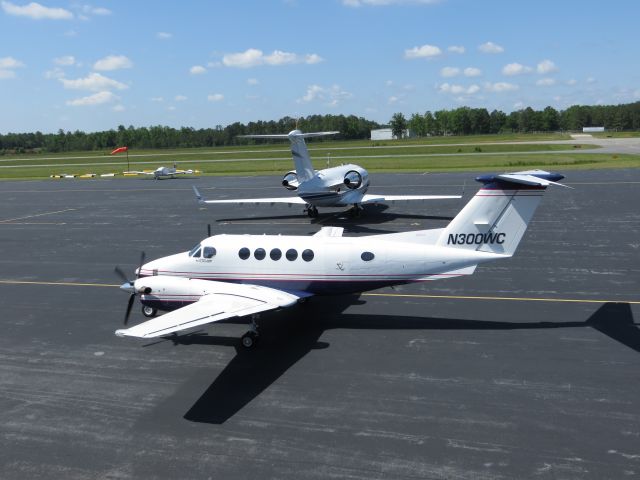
[192, 185, 205, 204]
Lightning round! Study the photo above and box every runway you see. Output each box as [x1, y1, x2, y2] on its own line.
[1, 170, 639, 479]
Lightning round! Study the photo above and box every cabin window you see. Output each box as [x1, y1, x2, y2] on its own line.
[361, 251, 375, 261]
[203, 246, 216, 259]
[302, 249, 314, 262]
[254, 248, 266, 260]
[286, 248, 298, 261]
[270, 248, 282, 261]
[238, 247, 250, 260]
[189, 243, 201, 257]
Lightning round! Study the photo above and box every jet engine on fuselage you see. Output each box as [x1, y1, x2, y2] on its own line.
[343, 169, 363, 190]
[282, 170, 299, 191]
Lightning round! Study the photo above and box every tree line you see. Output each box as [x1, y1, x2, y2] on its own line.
[1, 102, 639, 154]
[390, 102, 640, 138]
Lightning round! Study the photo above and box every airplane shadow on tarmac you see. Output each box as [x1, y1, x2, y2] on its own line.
[151, 300, 638, 424]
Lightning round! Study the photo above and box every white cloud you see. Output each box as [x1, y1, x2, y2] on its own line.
[463, 67, 481, 77]
[343, 0, 439, 6]
[478, 41, 504, 54]
[60, 72, 128, 91]
[440, 66, 460, 77]
[1, 1, 73, 19]
[388, 95, 399, 104]
[466, 84, 480, 94]
[485, 81, 519, 92]
[174, 95, 187, 101]
[247, 78, 259, 85]
[566, 79, 577, 86]
[502, 62, 532, 76]
[112, 104, 125, 112]
[404, 44, 442, 59]
[221, 48, 323, 68]
[0, 56, 25, 69]
[536, 77, 556, 87]
[94, 55, 133, 71]
[586, 76, 596, 84]
[537, 59, 557, 74]
[0, 56, 24, 80]
[80, 5, 111, 16]
[513, 101, 524, 109]
[53, 55, 75, 66]
[448, 45, 465, 54]
[297, 84, 352, 106]
[439, 83, 480, 95]
[156, 32, 172, 40]
[151, 97, 164, 102]
[66, 90, 117, 106]
[207, 93, 224, 102]
[44, 67, 65, 79]
[189, 65, 206, 75]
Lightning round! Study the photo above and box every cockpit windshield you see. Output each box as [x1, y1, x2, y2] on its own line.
[188, 243, 201, 257]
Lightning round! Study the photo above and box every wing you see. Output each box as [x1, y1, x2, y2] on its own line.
[360, 194, 461, 204]
[126, 171, 154, 176]
[115, 282, 308, 339]
[192, 185, 308, 207]
[201, 197, 308, 206]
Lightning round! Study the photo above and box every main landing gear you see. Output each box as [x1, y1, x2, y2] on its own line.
[142, 305, 158, 317]
[305, 205, 319, 218]
[347, 204, 363, 218]
[240, 314, 260, 349]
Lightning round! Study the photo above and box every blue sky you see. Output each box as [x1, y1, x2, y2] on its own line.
[1, 0, 639, 133]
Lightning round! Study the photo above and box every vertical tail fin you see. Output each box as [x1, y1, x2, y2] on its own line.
[239, 130, 339, 183]
[437, 170, 567, 256]
[288, 130, 316, 182]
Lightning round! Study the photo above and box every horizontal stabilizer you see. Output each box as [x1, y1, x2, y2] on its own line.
[476, 170, 570, 188]
[239, 131, 339, 140]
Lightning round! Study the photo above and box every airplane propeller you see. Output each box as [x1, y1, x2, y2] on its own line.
[114, 251, 146, 325]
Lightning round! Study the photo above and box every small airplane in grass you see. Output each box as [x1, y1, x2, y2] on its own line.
[193, 130, 461, 217]
[127, 163, 199, 180]
[114, 169, 568, 348]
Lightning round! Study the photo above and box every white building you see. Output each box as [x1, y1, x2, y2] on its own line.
[583, 126, 605, 133]
[370, 128, 414, 140]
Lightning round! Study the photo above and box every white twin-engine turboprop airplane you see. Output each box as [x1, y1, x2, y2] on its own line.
[130, 163, 196, 180]
[115, 169, 567, 348]
[193, 130, 461, 217]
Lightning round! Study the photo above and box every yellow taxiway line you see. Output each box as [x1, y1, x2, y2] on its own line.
[1, 279, 638, 305]
[363, 292, 640, 305]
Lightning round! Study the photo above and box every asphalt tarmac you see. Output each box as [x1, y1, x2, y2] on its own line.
[1, 170, 639, 479]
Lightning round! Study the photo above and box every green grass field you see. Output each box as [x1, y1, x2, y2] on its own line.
[0, 133, 637, 180]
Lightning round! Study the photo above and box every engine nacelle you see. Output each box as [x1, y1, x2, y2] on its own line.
[343, 170, 362, 190]
[282, 171, 299, 191]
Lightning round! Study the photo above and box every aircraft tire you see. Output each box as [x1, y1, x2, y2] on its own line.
[142, 305, 158, 318]
[307, 207, 318, 218]
[241, 331, 258, 349]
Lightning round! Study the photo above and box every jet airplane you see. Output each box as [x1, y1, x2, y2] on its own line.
[115, 169, 567, 348]
[194, 130, 460, 217]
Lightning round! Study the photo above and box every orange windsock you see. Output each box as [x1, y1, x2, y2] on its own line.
[110, 146, 128, 155]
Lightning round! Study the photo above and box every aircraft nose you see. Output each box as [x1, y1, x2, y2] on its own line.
[119, 281, 135, 294]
